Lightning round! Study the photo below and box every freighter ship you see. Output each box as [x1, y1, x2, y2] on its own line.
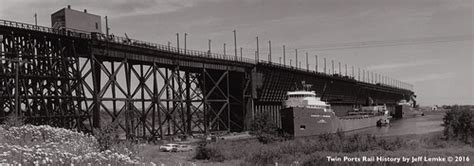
[280, 90, 390, 137]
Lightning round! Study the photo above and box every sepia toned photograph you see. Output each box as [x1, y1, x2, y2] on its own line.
[0, 0, 472, 165]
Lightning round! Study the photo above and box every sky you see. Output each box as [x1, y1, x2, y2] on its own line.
[0, 0, 473, 106]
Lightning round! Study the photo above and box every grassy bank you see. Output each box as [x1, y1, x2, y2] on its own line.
[190, 131, 472, 165]
[190, 107, 473, 165]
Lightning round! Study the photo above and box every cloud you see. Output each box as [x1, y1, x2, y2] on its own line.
[0, 0, 198, 19]
[366, 59, 442, 71]
[0, 0, 471, 106]
[103, 0, 195, 17]
[405, 72, 456, 83]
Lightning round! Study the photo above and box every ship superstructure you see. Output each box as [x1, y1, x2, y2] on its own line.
[283, 91, 331, 111]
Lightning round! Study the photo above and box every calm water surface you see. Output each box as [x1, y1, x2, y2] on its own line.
[346, 111, 445, 137]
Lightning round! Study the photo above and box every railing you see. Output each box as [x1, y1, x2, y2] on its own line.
[259, 59, 413, 91]
[0, 19, 91, 39]
[91, 33, 256, 64]
[0, 19, 255, 64]
[0, 19, 414, 91]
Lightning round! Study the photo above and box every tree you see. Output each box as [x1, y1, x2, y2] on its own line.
[249, 112, 284, 144]
[443, 107, 474, 144]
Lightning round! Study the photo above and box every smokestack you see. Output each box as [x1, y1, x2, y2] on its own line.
[84, 9, 87, 13]
[67, 5, 71, 9]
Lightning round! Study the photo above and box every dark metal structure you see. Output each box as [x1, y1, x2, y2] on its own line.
[0, 19, 414, 140]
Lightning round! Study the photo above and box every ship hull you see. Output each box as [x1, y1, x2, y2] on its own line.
[281, 107, 385, 137]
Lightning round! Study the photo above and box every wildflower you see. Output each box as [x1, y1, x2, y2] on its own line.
[0, 124, 143, 165]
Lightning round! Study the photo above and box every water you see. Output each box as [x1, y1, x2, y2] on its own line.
[346, 111, 445, 137]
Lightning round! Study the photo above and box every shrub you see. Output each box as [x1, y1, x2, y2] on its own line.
[193, 142, 211, 160]
[249, 112, 286, 144]
[193, 142, 226, 162]
[417, 134, 448, 149]
[246, 146, 282, 165]
[1, 113, 25, 129]
[93, 123, 140, 161]
[377, 137, 403, 151]
[93, 123, 119, 152]
[443, 107, 474, 144]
